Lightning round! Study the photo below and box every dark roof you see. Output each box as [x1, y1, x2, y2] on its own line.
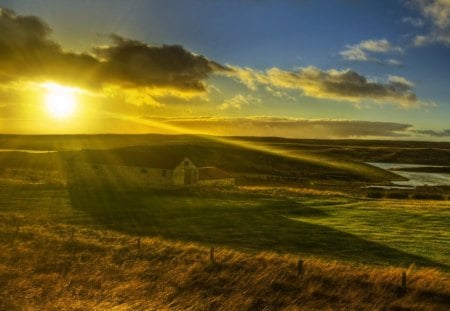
[198, 167, 233, 180]
[72, 150, 189, 169]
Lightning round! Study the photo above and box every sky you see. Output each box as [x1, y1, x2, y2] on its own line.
[0, 0, 449, 139]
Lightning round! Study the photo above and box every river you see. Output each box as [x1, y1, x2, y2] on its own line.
[367, 162, 450, 187]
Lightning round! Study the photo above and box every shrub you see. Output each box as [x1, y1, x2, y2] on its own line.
[386, 192, 409, 199]
[413, 193, 444, 200]
[367, 191, 384, 199]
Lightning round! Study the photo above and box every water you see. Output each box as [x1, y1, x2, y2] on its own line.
[367, 162, 450, 187]
[0, 149, 56, 153]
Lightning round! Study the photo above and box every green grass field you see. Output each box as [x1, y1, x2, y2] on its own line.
[1, 183, 448, 271]
[1, 136, 449, 309]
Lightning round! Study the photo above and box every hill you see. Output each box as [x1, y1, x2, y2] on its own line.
[63, 143, 399, 183]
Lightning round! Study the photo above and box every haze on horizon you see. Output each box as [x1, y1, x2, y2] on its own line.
[0, 0, 449, 140]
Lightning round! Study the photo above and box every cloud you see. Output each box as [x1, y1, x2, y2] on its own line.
[340, 39, 403, 65]
[386, 59, 403, 66]
[416, 0, 450, 29]
[402, 16, 425, 27]
[218, 94, 261, 111]
[145, 116, 414, 138]
[356, 39, 403, 53]
[265, 86, 296, 101]
[226, 66, 419, 108]
[95, 34, 228, 92]
[388, 75, 415, 88]
[413, 31, 450, 46]
[0, 8, 96, 86]
[0, 8, 429, 113]
[413, 34, 431, 46]
[409, 0, 450, 46]
[0, 8, 228, 103]
[415, 129, 450, 137]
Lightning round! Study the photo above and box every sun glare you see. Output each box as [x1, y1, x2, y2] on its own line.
[44, 83, 77, 119]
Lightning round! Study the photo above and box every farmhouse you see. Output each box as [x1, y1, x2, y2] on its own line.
[198, 167, 235, 186]
[65, 149, 234, 189]
[65, 150, 198, 188]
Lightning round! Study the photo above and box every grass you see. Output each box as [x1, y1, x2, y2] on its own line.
[0, 179, 449, 309]
[288, 198, 450, 267]
[1, 183, 448, 270]
[1, 216, 449, 310]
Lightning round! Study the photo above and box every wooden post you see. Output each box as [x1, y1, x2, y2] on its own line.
[210, 246, 215, 263]
[297, 259, 304, 276]
[401, 272, 407, 292]
[136, 238, 141, 250]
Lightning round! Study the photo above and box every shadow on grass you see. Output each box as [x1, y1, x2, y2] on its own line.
[68, 187, 447, 269]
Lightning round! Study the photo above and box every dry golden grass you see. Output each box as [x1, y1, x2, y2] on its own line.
[0, 214, 449, 311]
[239, 186, 346, 197]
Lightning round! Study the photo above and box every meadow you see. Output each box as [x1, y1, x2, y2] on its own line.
[0, 135, 449, 310]
[0, 183, 449, 310]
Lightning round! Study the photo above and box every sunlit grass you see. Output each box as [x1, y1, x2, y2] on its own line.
[1, 215, 449, 310]
[289, 199, 450, 266]
[0, 175, 448, 310]
[1, 183, 448, 270]
[239, 185, 347, 197]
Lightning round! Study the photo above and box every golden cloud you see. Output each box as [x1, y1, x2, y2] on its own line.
[218, 94, 261, 111]
[0, 9, 228, 104]
[226, 66, 420, 108]
[144, 116, 414, 138]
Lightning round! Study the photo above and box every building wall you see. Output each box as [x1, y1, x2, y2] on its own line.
[66, 157, 199, 189]
[173, 158, 198, 186]
[66, 162, 174, 189]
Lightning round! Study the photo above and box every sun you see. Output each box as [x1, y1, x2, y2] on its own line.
[44, 83, 77, 119]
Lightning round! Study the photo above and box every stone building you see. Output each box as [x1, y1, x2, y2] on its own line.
[66, 151, 198, 188]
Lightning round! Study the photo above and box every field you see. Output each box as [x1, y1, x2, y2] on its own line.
[1, 183, 449, 310]
[0, 135, 449, 310]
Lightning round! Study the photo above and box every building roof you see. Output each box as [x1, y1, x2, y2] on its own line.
[198, 167, 233, 180]
[71, 150, 191, 169]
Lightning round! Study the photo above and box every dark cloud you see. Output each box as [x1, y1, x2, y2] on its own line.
[0, 8, 98, 87]
[415, 129, 450, 137]
[95, 34, 228, 91]
[228, 66, 420, 107]
[313, 70, 416, 102]
[0, 9, 227, 93]
[146, 116, 413, 138]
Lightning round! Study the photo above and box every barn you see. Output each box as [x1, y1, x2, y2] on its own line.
[65, 150, 198, 188]
[198, 167, 235, 186]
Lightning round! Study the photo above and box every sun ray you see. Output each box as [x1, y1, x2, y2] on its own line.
[99, 110, 386, 179]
